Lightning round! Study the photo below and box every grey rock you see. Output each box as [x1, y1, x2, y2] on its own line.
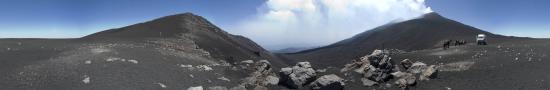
[309, 74, 345, 90]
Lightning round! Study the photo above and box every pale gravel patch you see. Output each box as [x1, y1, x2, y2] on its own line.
[437, 61, 475, 71]
[90, 48, 111, 54]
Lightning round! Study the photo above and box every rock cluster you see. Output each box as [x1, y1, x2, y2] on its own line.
[341, 50, 395, 86]
[341, 49, 439, 89]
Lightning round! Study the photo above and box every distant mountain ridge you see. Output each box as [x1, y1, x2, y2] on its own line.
[283, 12, 524, 67]
[82, 12, 287, 66]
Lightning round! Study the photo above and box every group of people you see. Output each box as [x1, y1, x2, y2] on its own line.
[443, 40, 467, 50]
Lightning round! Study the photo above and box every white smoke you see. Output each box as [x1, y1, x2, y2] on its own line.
[231, 0, 433, 50]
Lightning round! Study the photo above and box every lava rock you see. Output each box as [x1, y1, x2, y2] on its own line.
[278, 62, 318, 89]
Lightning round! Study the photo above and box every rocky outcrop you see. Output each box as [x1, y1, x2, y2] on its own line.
[308, 74, 345, 90]
[341, 49, 440, 89]
[279, 62, 318, 89]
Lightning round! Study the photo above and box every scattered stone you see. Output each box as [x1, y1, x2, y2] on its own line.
[128, 60, 139, 64]
[187, 86, 203, 90]
[106, 57, 137, 64]
[218, 76, 230, 82]
[241, 60, 254, 64]
[309, 74, 345, 90]
[196, 65, 213, 71]
[180, 64, 193, 68]
[82, 75, 90, 84]
[156, 83, 167, 88]
[316, 69, 327, 73]
[84, 60, 92, 64]
[106, 57, 118, 62]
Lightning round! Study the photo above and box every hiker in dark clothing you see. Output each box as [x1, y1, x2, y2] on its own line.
[443, 40, 452, 50]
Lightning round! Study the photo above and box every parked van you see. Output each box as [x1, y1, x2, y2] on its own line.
[477, 34, 487, 45]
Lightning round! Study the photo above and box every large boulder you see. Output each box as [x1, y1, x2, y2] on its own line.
[242, 60, 279, 89]
[309, 74, 345, 90]
[279, 62, 318, 89]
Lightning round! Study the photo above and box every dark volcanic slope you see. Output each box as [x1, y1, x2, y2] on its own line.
[393, 39, 550, 90]
[284, 12, 528, 67]
[0, 13, 286, 90]
[82, 13, 283, 66]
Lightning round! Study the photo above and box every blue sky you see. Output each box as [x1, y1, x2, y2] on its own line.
[0, 0, 548, 49]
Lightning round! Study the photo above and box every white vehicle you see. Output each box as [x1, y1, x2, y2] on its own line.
[477, 34, 487, 45]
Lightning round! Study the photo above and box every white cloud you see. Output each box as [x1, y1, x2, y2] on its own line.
[230, 0, 432, 50]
